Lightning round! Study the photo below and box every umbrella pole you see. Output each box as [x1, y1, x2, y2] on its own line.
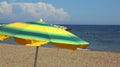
[34, 46, 39, 67]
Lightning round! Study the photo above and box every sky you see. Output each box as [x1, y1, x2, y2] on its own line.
[0, 0, 120, 25]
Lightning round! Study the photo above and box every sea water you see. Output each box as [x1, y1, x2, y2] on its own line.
[65, 25, 120, 52]
[0, 24, 120, 52]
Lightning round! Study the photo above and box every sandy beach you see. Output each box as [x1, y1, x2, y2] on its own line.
[0, 44, 120, 67]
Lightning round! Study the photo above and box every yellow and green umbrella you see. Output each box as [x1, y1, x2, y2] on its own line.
[0, 21, 89, 67]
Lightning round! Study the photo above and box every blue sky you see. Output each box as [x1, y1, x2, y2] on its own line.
[0, 0, 120, 25]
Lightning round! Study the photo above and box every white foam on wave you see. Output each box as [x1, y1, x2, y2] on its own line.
[77, 48, 89, 50]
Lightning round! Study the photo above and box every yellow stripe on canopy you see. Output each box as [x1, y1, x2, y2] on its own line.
[8, 22, 29, 28]
[7, 22, 73, 36]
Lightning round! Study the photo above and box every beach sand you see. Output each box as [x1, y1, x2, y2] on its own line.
[0, 44, 120, 67]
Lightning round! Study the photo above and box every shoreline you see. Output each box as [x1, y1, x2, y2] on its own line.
[0, 43, 120, 53]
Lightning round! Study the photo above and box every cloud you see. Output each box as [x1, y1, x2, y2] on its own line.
[0, 1, 70, 22]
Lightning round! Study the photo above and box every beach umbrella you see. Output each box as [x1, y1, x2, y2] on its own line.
[0, 20, 89, 67]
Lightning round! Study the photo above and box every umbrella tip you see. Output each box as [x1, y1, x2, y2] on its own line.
[38, 19, 45, 24]
[39, 19, 43, 22]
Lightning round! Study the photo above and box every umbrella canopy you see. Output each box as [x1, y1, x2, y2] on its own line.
[0, 21, 89, 50]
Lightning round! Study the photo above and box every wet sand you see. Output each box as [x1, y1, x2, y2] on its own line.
[0, 44, 120, 67]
